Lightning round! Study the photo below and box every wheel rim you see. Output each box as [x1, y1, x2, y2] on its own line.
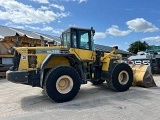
[56, 75, 73, 94]
[118, 70, 129, 85]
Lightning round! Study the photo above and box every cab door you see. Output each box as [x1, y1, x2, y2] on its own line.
[70, 29, 94, 61]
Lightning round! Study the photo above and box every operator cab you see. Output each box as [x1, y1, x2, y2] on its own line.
[61, 27, 95, 51]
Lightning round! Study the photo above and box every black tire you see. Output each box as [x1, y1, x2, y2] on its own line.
[91, 79, 105, 85]
[44, 66, 81, 103]
[107, 63, 133, 92]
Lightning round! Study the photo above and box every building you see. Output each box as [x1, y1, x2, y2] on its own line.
[94, 44, 132, 57]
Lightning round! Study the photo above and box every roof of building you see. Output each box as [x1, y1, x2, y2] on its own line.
[0, 25, 60, 43]
[0, 25, 131, 55]
[95, 44, 132, 55]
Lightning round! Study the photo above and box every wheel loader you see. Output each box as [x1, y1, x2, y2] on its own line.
[6, 27, 156, 103]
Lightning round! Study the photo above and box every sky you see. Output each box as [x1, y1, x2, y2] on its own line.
[0, 0, 160, 51]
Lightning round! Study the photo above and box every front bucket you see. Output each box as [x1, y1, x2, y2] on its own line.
[130, 64, 157, 88]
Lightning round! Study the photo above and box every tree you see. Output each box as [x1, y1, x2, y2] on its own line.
[127, 41, 149, 54]
[148, 45, 155, 50]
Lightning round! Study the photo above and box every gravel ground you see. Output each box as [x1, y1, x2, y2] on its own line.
[0, 75, 160, 120]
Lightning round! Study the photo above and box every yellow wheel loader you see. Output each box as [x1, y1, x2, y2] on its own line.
[6, 27, 156, 103]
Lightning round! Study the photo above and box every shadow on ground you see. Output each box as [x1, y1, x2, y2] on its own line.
[20, 82, 158, 112]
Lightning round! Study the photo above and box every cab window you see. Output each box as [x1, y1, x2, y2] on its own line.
[79, 31, 89, 50]
[62, 32, 70, 48]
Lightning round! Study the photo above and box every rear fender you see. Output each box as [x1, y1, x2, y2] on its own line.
[39, 54, 84, 87]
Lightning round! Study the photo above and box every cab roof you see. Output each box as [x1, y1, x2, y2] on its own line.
[62, 27, 95, 33]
